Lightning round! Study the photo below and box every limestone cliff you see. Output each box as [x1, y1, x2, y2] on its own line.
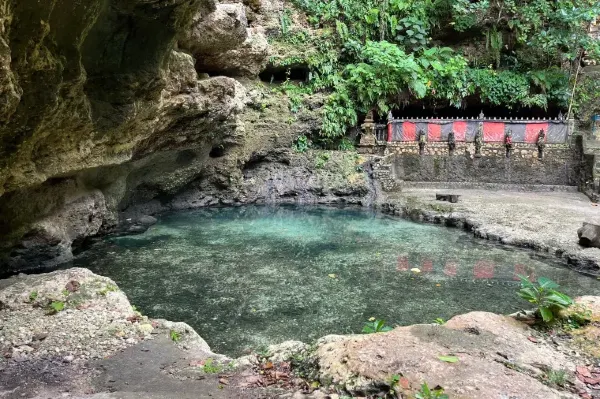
[0, 0, 370, 272]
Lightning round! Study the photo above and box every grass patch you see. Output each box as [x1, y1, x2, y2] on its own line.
[170, 330, 182, 342]
[98, 284, 119, 296]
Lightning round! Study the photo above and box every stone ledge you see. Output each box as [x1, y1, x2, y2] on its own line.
[400, 181, 579, 192]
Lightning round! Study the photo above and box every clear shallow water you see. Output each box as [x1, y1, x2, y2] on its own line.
[72, 205, 600, 356]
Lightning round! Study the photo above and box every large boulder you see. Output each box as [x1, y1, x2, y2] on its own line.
[195, 27, 270, 77]
[315, 312, 577, 398]
[180, 3, 249, 55]
[578, 222, 600, 248]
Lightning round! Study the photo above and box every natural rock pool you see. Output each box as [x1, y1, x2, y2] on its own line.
[72, 205, 600, 356]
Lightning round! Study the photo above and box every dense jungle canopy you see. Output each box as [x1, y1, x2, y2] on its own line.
[267, 0, 600, 143]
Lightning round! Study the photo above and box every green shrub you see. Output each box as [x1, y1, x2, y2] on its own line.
[337, 137, 355, 151]
[170, 330, 182, 342]
[202, 358, 222, 374]
[415, 382, 449, 399]
[545, 369, 568, 387]
[362, 319, 393, 333]
[293, 135, 310, 153]
[517, 276, 573, 323]
[314, 152, 330, 169]
[47, 301, 65, 314]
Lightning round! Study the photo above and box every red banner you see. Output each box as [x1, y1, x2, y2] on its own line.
[427, 124, 441, 141]
[483, 122, 505, 142]
[403, 122, 416, 141]
[453, 121, 467, 141]
[525, 123, 549, 143]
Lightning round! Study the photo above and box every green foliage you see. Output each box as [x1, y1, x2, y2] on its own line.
[62, 289, 69, 296]
[517, 275, 573, 323]
[29, 291, 38, 302]
[434, 318, 446, 325]
[202, 358, 222, 374]
[314, 152, 331, 169]
[362, 319, 393, 333]
[438, 355, 459, 363]
[293, 135, 310, 153]
[98, 284, 119, 296]
[388, 374, 401, 395]
[170, 330, 182, 342]
[396, 16, 430, 51]
[337, 137, 355, 151]
[282, 0, 598, 140]
[48, 301, 65, 314]
[280, 8, 293, 35]
[415, 382, 449, 399]
[561, 304, 592, 331]
[545, 369, 568, 387]
[573, 75, 600, 123]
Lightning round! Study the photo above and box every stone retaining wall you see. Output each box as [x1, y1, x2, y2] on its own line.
[386, 142, 582, 186]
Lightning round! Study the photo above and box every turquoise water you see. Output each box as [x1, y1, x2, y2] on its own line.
[73, 205, 600, 356]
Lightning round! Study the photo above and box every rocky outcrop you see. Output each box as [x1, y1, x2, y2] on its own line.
[0, 0, 219, 195]
[195, 28, 270, 77]
[314, 313, 578, 398]
[0, 0, 372, 273]
[0, 0, 253, 266]
[180, 2, 270, 77]
[2, 268, 599, 399]
[0, 268, 230, 398]
[180, 3, 248, 56]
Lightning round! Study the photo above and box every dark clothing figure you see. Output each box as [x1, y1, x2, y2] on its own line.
[448, 131, 456, 155]
[537, 129, 546, 160]
[474, 126, 483, 157]
[504, 130, 513, 158]
[418, 129, 427, 155]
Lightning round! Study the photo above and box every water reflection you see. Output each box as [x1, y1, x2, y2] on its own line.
[396, 256, 536, 280]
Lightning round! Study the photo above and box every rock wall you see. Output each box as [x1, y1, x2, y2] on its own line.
[0, 0, 371, 273]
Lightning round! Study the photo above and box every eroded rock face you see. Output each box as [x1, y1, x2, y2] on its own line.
[0, 0, 369, 272]
[0, 0, 248, 269]
[195, 27, 270, 77]
[180, 3, 249, 56]
[0, 0, 218, 194]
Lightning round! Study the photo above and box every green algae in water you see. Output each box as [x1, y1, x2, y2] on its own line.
[72, 205, 600, 356]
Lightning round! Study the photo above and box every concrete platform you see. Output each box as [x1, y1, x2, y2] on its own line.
[383, 188, 600, 271]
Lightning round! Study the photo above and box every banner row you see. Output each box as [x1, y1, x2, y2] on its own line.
[387, 121, 568, 144]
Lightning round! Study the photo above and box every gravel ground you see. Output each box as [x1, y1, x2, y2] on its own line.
[383, 188, 600, 271]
